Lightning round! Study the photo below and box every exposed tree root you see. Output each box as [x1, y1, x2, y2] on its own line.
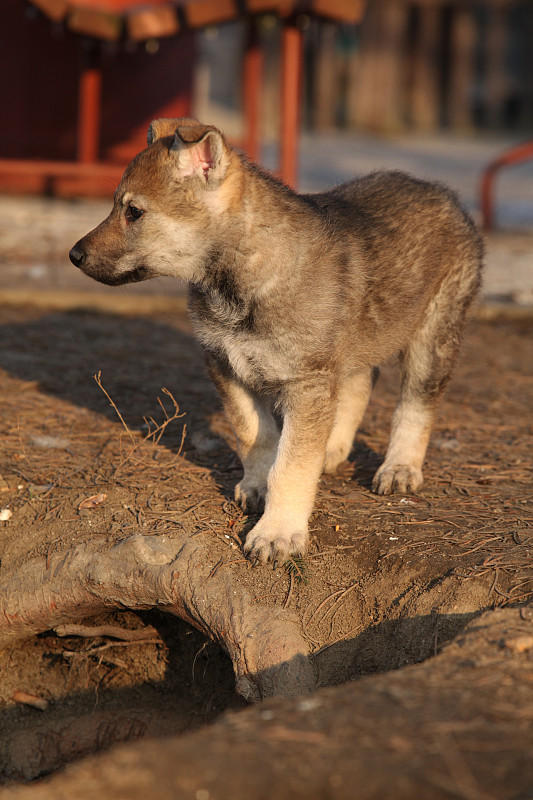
[2, 608, 532, 800]
[0, 534, 315, 702]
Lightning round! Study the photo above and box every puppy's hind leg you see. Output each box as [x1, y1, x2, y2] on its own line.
[373, 255, 480, 495]
[324, 368, 376, 474]
[372, 386, 434, 496]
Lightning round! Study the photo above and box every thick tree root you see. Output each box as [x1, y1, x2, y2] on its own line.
[2, 608, 532, 800]
[0, 534, 315, 702]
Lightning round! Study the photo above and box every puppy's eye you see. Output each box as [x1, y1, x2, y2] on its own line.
[127, 205, 144, 221]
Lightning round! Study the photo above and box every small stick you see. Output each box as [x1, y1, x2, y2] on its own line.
[12, 690, 48, 711]
[283, 570, 294, 610]
[94, 371, 136, 447]
[53, 623, 162, 642]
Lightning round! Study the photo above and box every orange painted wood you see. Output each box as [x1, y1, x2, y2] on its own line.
[68, 7, 123, 39]
[29, 0, 366, 39]
[127, 6, 180, 40]
[245, 0, 295, 15]
[245, 0, 365, 22]
[280, 21, 303, 188]
[0, 159, 125, 198]
[184, 0, 238, 28]
[77, 51, 103, 163]
[311, 0, 366, 24]
[66, 0, 170, 10]
[29, 0, 68, 22]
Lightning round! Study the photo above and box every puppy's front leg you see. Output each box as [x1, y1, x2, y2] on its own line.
[244, 377, 336, 565]
[206, 355, 279, 512]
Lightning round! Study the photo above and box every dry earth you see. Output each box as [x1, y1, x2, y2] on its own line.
[0, 298, 531, 795]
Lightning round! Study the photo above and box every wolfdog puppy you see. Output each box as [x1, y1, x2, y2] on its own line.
[70, 118, 482, 565]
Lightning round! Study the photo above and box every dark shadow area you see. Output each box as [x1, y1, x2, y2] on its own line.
[0, 308, 236, 480]
[4, 607, 532, 800]
[0, 612, 243, 784]
[0, 308, 383, 497]
[0, 607, 482, 785]
[0, 309, 211, 430]
[312, 609, 484, 688]
[347, 438, 384, 490]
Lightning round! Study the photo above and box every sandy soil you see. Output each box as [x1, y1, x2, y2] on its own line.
[0, 297, 531, 788]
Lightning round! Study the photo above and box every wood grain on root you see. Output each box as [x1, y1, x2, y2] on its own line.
[0, 534, 315, 702]
[2, 608, 532, 800]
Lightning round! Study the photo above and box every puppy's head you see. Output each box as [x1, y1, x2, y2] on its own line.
[69, 118, 234, 286]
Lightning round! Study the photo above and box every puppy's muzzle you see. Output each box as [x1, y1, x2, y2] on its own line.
[69, 245, 86, 269]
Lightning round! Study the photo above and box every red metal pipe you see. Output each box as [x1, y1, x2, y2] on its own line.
[77, 45, 103, 164]
[480, 139, 533, 231]
[280, 20, 303, 189]
[243, 20, 263, 164]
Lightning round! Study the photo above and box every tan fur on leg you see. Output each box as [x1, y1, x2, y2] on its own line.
[372, 399, 433, 495]
[324, 369, 373, 473]
[244, 379, 336, 564]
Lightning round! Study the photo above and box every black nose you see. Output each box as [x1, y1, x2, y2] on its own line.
[69, 246, 85, 268]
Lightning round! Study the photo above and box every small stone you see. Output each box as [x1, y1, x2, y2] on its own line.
[504, 635, 533, 654]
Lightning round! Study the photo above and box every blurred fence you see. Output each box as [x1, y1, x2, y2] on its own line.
[198, 1, 533, 136]
[308, 0, 533, 133]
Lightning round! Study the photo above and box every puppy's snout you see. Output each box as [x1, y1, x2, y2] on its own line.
[69, 245, 86, 269]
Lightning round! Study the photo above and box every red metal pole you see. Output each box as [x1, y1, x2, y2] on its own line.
[280, 20, 303, 189]
[243, 20, 263, 163]
[480, 167, 496, 232]
[77, 44, 103, 164]
[480, 139, 533, 231]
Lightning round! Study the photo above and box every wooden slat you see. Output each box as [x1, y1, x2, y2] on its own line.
[0, 159, 125, 198]
[29, 0, 366, 35]
[348, 0, 408, 131]
[244, 0, 295, 15]
[184, 0, 238, 28]
[313, 22, 338, 130]
[77, 50, 103, 163]
[311, 0, 366, 25]
[410, 4, 441, 130]
[448, 5, 476, 129]
[485, 2, 508, 129]
[29, 0, 68, 22]
[65, 0, 170, 10]
[127, 6, 180, 40]
[243, 20, 263, 162]
[68, 7, 123, 39]
[279, 21, 303, 187]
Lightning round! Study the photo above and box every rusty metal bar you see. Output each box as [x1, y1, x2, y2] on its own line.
[280, 19, 303, 189]
[77, 43, 103, 164]
[480, 139, 533, 231]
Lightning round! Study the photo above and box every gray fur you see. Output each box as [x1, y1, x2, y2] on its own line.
[69, 119, 483, 564]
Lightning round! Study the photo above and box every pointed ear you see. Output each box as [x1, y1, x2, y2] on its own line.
[171, 124, 228, 185]
[147, 117, 201, 146]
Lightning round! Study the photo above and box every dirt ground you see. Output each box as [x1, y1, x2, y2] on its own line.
[0, 297, 532, 790]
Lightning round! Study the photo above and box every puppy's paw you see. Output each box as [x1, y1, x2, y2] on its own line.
[244, 519, 308, 565]
[372, 464, 423, 495]
[234, 480, 266, 513]
[323, 445, 350, 474]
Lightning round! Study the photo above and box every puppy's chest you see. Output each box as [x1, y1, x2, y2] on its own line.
[189, 290, 293, 388]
